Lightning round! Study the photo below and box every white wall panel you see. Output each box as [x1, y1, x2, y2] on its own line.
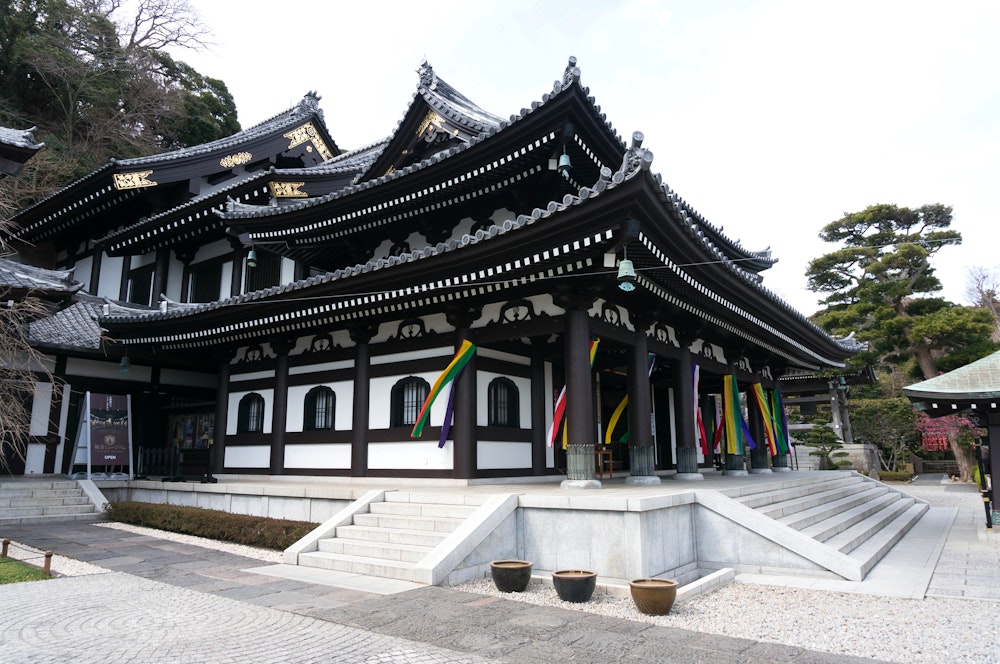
[227, 389, 273, 435]
[284, 443, 351, 469]
[477, 441, 531, 470]
[225, 445, 270, 468]
[367, 441, 453, 470]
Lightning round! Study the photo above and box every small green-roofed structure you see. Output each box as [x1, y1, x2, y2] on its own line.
[904, 350, 1000, 528]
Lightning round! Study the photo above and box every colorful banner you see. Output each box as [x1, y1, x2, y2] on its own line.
[693, 365, 710, 455]
[722, 374, 756, 454]
[749, 383, 779, 456]
[547, 338, 600, 448]
[604, 354, 655, 445]
[410, 340, 477, 439]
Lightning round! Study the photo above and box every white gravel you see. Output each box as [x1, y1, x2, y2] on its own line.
[454, 480, 1000, 664]
[93, 521, 284, 563]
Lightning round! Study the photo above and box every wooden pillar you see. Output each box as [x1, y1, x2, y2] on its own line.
[150, 248, 170, 304]
[269, 338, 294, 475]
[563, 306, 598, 487]
[210, 350, 234, 475]
[748, 374, 773, 473]
[769, 372, 791, 471]
[626, 322, 659, 484]
[672, 344, 703, 479]
[229, 239, 245, 297]
[350, 325, 375, 477]
[119, 255, 131, 301]
[531, 339, 547, 475]
[88, 245, 103, 294]
[448, 306, 480, 480]
[989, 413, 1000, 523]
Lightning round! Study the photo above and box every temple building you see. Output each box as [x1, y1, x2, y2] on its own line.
[6, 58, 855, 482]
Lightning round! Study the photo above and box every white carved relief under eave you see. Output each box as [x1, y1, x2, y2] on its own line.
[691, 340, 726, 365]
[761, 366, 774, 381]
[649, 322, 679, 348]
[735, 356, 753, 373]
[594, 300, 632, 331]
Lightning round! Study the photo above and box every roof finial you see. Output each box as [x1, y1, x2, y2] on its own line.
[418, 59, 435, 89]
[562, 56, 580, 86]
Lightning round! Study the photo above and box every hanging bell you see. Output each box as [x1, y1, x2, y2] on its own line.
[247, 248, 257, 268]
[617, 259, 637, 292]
[558, 149, 572, 179]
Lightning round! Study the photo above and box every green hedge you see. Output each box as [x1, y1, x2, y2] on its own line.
[877, 471, 913, 482]
[105, 501, 315, 550]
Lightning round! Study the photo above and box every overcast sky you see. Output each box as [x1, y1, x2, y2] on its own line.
[167, 0, 1000, 316]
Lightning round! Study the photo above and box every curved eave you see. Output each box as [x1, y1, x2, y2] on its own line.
[222, 77, 628, 246]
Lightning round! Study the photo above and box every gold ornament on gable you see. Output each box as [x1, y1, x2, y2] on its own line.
[112, 170, 157, 190]
[268, 181, 307, 198]
[283, 122, 334, 161]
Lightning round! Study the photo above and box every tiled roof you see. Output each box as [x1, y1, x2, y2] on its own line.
[0, 258, 80, 294]
[0, 126, 43, 150]
[28, 295, 152, 350]
[102, 137, 847, 367]
[903, 350, 1000, 399]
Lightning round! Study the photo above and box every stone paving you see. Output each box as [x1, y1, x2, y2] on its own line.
[0, 522, 877, 663]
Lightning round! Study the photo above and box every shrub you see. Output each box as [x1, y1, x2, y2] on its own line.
[877, 471, 913, 482]
[105, 502, 314, 550]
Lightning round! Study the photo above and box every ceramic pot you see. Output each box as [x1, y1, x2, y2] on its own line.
[628, 578, 678, 615]
[489, 560, 533, 592]
[551, 569, 597, 603]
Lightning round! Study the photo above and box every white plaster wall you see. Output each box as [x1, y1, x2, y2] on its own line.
[369, 372, 449, 429]
[164, 255, 183, 301]
[476, 347, 530, 366]
[134, 252, 156, 267]
[74, 255, 93, 291]
[159, 368, 216, 388]
[97, 255, 124, 299]
[477, 441, 531, 469]
[284, 443, 351, 469]
[230, 370, 275, 382]
[224, 445, 270, 468]
[24, 444, 46, 474]
[476, 371, 531, 428]
[220, 261, 232, 298]
[371, 347, 453, 366]
[280, 257, 296, 284]
[227, 389, 273, 435]
[289, 359, 354, 375]
[29, 381, 53, 436]
[285, 382, 353, 432]
[367, 441, 453, 470]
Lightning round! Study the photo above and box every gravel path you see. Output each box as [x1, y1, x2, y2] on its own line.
[5, 479, 997, 663]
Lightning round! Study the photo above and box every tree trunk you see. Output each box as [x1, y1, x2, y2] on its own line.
[913, 343, 938, 380]
[947, 432, 975, 482]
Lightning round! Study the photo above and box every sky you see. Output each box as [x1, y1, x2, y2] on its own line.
[159, 0, 1000, 316]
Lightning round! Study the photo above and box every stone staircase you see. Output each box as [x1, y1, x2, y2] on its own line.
[725, 473, 928, 577]
[296, 491, 492, 583]
[0, 478, 104, 526]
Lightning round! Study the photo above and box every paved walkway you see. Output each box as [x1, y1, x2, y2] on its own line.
[0, 522, 876, 663]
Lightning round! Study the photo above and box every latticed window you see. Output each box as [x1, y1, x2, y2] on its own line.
[390, 377, 430, 427]
[488, 377, 520, 427]
[237, 393, 265, 433]
[304, 386, 335, 431]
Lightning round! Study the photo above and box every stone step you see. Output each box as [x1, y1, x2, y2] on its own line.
[0, 480, 80, 492]
[826, 497, 917, 554]
[335, 524, 449, 548]
[0, 496, 90, 508]
[367, 501, 478, 519]
[383, 491, 490, 507]
[777, 486, 889, 530]
[0, 488, 84, 499]
[318, 537, 431, 563]
[0, 504, 97, 518]
[799, 492, 904, 543]
[753, 478, 869, 516]
[849, 502, 929, 576]
[723, 474, 858, 503]
[352, 512, 464, 533]
[0, 512, 105, 527]
[297, 550, 422, 582]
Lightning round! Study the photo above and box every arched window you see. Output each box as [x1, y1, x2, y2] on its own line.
[488, 377, 520, 427]
[390, 377, 430, 427]
[237, 393, 265, 434]
[304, 386, 335, 431]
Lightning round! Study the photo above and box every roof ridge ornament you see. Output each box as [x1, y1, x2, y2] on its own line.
[562, 56, 581, 86]
[615, 131, 653, 179]
[418, 59, 437, 91]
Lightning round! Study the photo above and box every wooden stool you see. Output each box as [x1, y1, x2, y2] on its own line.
[595, 444, 613, 479]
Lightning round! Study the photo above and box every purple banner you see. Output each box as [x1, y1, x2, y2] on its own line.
[89, 393, 130, 466]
